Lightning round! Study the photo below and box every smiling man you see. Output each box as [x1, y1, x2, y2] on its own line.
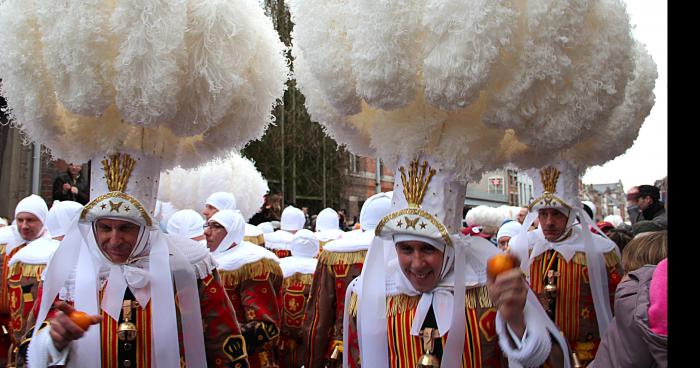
[21, 152, 249, 368]
[346, 159, 568, 368]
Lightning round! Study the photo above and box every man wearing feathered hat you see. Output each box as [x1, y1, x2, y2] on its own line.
[301, 191, 392, 368]
[204, 209, 283, 368]
[510, 163, 624, 366]
[22, 153, 249, 367]
[346, 158, 568, 368]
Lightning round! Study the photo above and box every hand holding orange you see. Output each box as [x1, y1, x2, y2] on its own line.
[486, 253, 520, 280]
[69, 310, 93, 331]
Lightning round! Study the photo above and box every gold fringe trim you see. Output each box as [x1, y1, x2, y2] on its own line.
[386, 294, 421, 317]
[7, 262, 44, 279]
[349, 287, 494, 318]
[571, 251, 620, 267]
[245, 234, 265, 246]
[0, 244, 6, 253]
[349, 291, 359, 318]
[318, 249, 367, 266]
[282, 273, 314, 289]
[219, 258, 283, 289]
[466, 286, 493, 309]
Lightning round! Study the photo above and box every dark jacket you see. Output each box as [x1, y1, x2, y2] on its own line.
[52, 171, 89, 204]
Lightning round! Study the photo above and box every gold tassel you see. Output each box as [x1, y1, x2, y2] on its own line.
[318, 250, 367, 267]
[282, 273, 314, 289]
[219, 258, 283, 289]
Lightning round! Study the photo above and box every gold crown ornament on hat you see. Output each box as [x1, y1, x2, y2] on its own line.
[528, 165, 572, 212]
[376, 158, 458, 248]
[81, 151, 161, 227]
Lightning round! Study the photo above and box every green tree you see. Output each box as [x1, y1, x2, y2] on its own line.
[243, 1, 348, 214]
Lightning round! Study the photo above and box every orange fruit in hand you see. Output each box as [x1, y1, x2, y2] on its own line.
[69, 310, 92, 331]
[487, 253, 519, 280]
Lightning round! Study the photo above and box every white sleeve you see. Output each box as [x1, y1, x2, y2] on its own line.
[496, 300, 552, 368]
[27, 326, 71, 367]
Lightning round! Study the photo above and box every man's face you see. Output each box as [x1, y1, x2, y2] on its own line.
[94, 218, 141, 263]
[395, 240, 443, 293]
[202, 204, 219, 220]
[16, 212, 43, 241]
[635, 195, 653, 211]
[203, 220, 227, 252]
[302, 207, 309, 215]
[538, 208, 568, 242]
[517, 208, 528, 224]
[497, 236, 511, 251]
[68, 163, 82, 176]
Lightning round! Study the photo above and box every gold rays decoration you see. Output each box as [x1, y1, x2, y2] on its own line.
[102, 153, 136, 192]
[399, 159, 436, 208]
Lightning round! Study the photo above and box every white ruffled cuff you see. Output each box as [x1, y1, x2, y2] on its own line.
[27, 325, 71, 367]
[496, 301, 552, 368]
[193, 254, 217, 279]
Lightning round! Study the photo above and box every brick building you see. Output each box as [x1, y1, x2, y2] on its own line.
[341, 154, 394, 226]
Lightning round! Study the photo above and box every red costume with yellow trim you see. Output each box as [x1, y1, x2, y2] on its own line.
[0, 242, 26, 365]
[346, 286, 509, 368]
[17, 256, 249, 368]
[277, 272, 313, 368]
[217, 247, 284, 368]
[6, 236, 59, 365]
[528, 246, 622, 365]
[301, 247, 366, 368]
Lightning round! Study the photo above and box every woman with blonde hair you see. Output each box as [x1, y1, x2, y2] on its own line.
[621, 230, 668, 273]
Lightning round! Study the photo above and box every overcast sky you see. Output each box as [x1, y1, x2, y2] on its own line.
[581, 0, 667, 192]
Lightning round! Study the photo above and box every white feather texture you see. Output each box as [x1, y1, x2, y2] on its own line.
[158, 152, 269, 222]
[289, 0, 648, 179]
[562, 42, 657, 169]
[0, 0, 288, 170]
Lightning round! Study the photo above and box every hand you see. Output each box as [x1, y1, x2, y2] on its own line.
[487, 268, 527, 338]
[62, 183, 71, 192]
[49, 302, 101, 351]
[70, 186, 78, 194]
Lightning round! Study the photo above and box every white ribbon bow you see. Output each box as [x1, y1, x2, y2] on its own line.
[101, 260, 151, 321]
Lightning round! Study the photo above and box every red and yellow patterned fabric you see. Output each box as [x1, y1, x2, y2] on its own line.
[529, 249, 622, 365]
[7, 261, 46, 346]
[0, 243, 25, 366]
[301, 249, 366, 368]
[346, 287, 508, 368]
[15, 269, 249, 368]
[220, 258, 283, 368]
[277, 272, 313, 368]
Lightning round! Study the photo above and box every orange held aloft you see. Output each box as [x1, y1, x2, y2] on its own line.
[69, 310, 92, 331]
[487, 253, 519, 280]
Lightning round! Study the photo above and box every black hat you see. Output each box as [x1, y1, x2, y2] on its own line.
[637, 185, 660, 200]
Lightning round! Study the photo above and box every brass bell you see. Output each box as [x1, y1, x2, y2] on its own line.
[118, 320, 137, 341]
[329, 344, 343, 360]
[544, 270, 559, 296]
[417, 353, 440, 368]
[118, 300, 137, 341]
[571, 352, 585, 368]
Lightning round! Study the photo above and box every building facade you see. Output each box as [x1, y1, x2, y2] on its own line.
[582, 181, 626, 222]
[341, 154, 395, 226]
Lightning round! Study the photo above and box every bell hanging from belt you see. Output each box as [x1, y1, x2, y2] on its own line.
[571, 352, 586, 368]
[417, 328, 440, 368]
[329, 341, 343, 361]
[117, 300, 137, 342]
[544, 270, 559, 296]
